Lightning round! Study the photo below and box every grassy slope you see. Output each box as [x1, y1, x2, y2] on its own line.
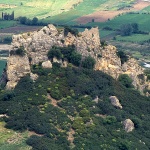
[0, 64, 150, 149]
[0, 0, 136, 21]
[86, 13, 150, 32]
[0, 122, 31, 150]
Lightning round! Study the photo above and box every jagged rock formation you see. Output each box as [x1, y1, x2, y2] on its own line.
[109, 96, 122, 109]
[42, 60, 52, 68]
[6, 55, 31, 89]
[6, 24, 150, 92]
[123, 119, 135, 132]
[95, 45, 150, 93]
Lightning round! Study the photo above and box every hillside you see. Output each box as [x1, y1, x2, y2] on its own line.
[0, 0, 138, 20]
[0, 24, 150, 150]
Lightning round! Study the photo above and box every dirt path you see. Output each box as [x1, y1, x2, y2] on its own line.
[47, 94, 76, 145]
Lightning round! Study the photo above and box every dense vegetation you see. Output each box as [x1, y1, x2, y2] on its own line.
[0, 62, 150, 149]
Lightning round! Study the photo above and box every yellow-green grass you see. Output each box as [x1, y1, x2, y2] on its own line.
[99, 30, 114, 38]
[116, 34, 150, 43]
[0, 20, 17, 29]
[44, 0, 136, 24]
[0, 0, 84, 19]
[86, 13, 150, 32]
[0, 122, 31, 150]
[0, 0, 137, 22]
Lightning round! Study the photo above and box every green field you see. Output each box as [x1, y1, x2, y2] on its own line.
[86, 13, 150, 32]
[0, 60, 6, 76]
[116, 34, 150, 43]
[0, 20, 17, 29]
[0, 0, 137, 22]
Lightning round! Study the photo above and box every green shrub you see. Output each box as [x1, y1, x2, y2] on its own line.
[117, 51, 128, 64]
[47, 47, 62, 60]
[82, 56, 96, 69]
[118, 74, 133, 88]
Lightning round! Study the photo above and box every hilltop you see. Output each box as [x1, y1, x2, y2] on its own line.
[0, 24, 150, 149]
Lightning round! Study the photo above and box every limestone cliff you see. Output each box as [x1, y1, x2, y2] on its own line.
[6, 55, 31, 89]
[6, 24, 150, 93]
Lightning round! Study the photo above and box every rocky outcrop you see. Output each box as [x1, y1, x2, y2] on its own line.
[12, 24, 100, 65]
[6, 24, 150, 91]
[95, 45, 150, 93]
[109, 96, 122, 109]
[42, 60, 52, 68]
[6, 55, 31, 89]
[123, 119, 135, 132]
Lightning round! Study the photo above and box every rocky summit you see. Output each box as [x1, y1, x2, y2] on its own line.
[6, 24, 150, 94]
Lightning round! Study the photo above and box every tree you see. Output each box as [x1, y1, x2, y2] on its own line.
[32, 17, 38, 25]
[131, 23, 139, 33]
[82, 56, 96, 69]
[70, 52, 82, 66]
[118, 74, 133, 88]
[19, 16, 27, 24]
[47, 47, 62, 60]
[120, 24, 133, 36]
[117, 51, 128, 64]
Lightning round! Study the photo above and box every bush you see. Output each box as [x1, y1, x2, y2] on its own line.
[47, 47, 62, 60]
[118, 74, 133, 88]
[70, 52, 82, 66]
[117, 51, 128, 64]
[82, 56, 96, 69]
[10, 46, 26, 56]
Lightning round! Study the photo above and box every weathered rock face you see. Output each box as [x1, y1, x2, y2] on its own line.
[123, 119, 135, 132]
[95, 45, 150, 93]
[6, 55, 31, 89]
[42, 60, 52, 68]
[7, 24, 150, 91]
[12, 24, 100, 65]
[109, 96, 122, 109]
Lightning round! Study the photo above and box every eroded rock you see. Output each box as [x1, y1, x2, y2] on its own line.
[6, 55, 31, 89]
[123, 119, 134, 132]
[42, 60, 52, 68]
[109, 96, 122, 109]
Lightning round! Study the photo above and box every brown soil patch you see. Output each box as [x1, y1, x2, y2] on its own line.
[0, 4, 17, 8]
[68, 128, 75, 144]
[76, 10, 127, 24]
[0, 26, 43, 34]
[76, 0, 150, 24]
[133, 1, 150, 10]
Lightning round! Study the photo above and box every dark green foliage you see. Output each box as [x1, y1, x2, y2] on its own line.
[47, 45, 82, 67]
[70, 52, 82, 66]
[81, 56, 96, 69]
[64, 26, 79, 36]
[47, 47, 62, 60]
[117, 50, 128, 64]
[0, 65, 150, 150]
[120, 24, 133, 36]
[118, 74, 133, 88]
[10, 46, 25, 57]
[120, 23, 139, 36]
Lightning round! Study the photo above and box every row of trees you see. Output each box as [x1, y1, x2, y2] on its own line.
[2, 11, 14, 20]
[19, 16, 47, 26]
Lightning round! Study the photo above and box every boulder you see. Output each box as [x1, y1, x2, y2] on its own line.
[109, 96, 122, 109]
[30, 73, 38, 81]
[123, 119, 134, 132]
[42, 60, 52, 68]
